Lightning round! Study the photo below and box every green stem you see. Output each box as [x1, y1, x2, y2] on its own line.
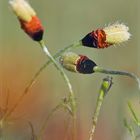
[89, 76, 113, 140]
[124, 119, 136, 140]
[39, 40, 77, 140]
[127, 101, 140, 126]
[94, 66, 140, 90]
[39, 40, 74, 95]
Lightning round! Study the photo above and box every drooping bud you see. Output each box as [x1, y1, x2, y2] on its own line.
[9, 0, 44, 41]
[60, 52, 97, 74]
[81, 23, 131, 49]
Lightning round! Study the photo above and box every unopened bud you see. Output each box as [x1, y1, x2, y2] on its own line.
[60, 52, 97, 74]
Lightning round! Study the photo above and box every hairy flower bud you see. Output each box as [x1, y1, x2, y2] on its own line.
[81, 23, 131, 49]
[60, 52, 97, 74]
[9, 0, 44, 41]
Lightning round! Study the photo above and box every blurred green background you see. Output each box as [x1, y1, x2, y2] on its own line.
[0, 0, 140, 140]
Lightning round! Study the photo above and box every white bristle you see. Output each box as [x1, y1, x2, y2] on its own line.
[9, 0, 36, 22]
[103, 23, 131, 44]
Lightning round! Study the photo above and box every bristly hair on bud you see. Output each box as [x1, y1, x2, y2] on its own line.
[9, 0, 44, 41]
[81, 22, 131, 49]
[103, 23, 131, 45]
[60, 52, 97, 74]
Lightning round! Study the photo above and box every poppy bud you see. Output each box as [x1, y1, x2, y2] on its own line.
[9, 0, 44, 41]
[81, 23, 131, 49]
[60, 52, 97, 74]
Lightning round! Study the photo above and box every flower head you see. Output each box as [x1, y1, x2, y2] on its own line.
[60, 52, 97, 74]
[81, 23, 131, 49]
[9, 0, 44, 41]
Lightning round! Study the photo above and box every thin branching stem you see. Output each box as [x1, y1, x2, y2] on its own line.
[27, 121, 37, 140]
[39, 40, 74, 96]
[37, 103, 63, 140]
[2, 41, 80, 122]
[124, 119, 136, 140]
[94, 66, 140, 90]
[127, 101, 140, 126]
[37, 98, 76, 140]
[1, 41, 78, 140]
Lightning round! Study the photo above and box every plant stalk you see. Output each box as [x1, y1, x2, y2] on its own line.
[89, 76, 113, 140]
[94, 66, 140, 90]
[39, 40, 77, 140]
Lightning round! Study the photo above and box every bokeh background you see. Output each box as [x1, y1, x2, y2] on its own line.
[0, 0, 140, 140]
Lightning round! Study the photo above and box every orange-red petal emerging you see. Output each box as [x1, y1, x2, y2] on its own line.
[19, 16, 44, 41]
[9, 0, 44, 41]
